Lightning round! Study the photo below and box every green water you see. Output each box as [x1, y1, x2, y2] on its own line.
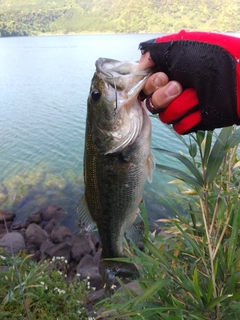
[0, 34, 189, 230]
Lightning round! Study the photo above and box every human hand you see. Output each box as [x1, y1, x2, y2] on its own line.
[138, 52, 182, 110]
[139, 30, 240, 134]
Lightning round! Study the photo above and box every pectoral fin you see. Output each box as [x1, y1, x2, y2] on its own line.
[76, 195, 96, 232]
[146, 151, 155, 183]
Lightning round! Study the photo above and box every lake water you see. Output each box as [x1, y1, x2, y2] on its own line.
[0, 34, 196, 229]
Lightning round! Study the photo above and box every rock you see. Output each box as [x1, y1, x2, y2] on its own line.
[119, 280, 143, 295]
[31, 250, 41, 262]
[11, 221, 30, 230]
[0, 232, 26, 254]
[50, 226, 72, 243]
[48, 242, 72, 263]
[28, 210, 42, 224]
[25, 223, 49, 248]
[0, 221, 12, 230]
[0, 210, 16, 222]
[71, 234, 95, 262]
[87, 289, 105, 306]
[76, 254, 102, 290]
[41, 204, 67, 221]
[26, 244, 38, 254]
[40, 239, 56, 260]
[93, 249, 102, 266]
[44, 219, 58, 234]
[66, 260, 78, 280]
[90, 232, 100, 250]
[0, 229, 7, 239]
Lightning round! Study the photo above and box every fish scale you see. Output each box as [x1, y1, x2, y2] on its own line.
[77, 58, 154, 293]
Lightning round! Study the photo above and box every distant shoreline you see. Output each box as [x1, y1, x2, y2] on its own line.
[1, 30, 240, 38]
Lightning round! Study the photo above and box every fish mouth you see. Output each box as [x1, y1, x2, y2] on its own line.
[95, 57, 153, 93]
[93, 58, 154, 155]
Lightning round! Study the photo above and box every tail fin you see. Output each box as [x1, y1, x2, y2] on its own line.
[99, 259, 139, 295]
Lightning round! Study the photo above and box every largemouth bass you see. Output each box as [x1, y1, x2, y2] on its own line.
[77, 58, 154, 293]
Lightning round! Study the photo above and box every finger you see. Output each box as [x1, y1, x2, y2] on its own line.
[136, 52, 155, 71]
[151, 81, 182, 110]
[143, 72, 169, 96]
[173, 111, 202, 135]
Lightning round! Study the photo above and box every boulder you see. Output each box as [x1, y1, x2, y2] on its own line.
[40, 239, 56, 260]
[0, 229, 7, 239]
[90, 232, 100, 250]
[25, 223, 49, 248]
[26, 244, 38, 254]
[93, 248, 102, 265]
[44, 219, 58, 234]
[48, 242, 72, 263]
[71, 233, 95, 262]
[76, 254, 102, 290]
[50, 226, 72, 243]
[41, 204, 67, 221]
[0, 210, 16, 222]
[0, 232, 26, 254]
[11, 221, 30, 230]
[28, 210, 42, 224]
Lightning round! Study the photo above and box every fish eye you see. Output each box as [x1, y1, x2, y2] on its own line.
[91, 89, 101, 101]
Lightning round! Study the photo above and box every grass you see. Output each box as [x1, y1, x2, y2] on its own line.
[0, 252, 94, 319]
[96, 126, 240, 319]
[2, 126, 240, 319]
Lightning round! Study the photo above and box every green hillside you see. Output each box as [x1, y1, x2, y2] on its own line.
[0, 0, 239, 36]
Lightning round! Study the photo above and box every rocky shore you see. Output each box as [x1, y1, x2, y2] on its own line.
[0, 206, 107, 304]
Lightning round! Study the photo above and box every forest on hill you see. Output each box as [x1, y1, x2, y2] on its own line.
[0, 0, 239, 37]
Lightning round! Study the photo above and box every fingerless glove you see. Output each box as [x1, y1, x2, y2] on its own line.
[139, 30, 240, 134]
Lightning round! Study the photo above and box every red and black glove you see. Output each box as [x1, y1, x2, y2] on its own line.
[139, 30, 240, 134]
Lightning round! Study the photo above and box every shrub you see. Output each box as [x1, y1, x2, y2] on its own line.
[98, 126, 240, 320]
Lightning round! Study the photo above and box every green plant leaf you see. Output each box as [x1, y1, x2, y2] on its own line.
[193, 267, 201, 301]
[143, 237, 170, 270]
[227, 204, 240, 268]
[206, 128, 232, 184]
[203, 131, 213, 166]
[205, 295, 232, 311]
[154, 148, 203, 185]
[174, 223, 202, 257]
[155, 164, 202, 188]
[196, 131, 206, 146]
[227, 127, 240, 148]
[131, 277, 169, 307]
[189, 141, 197, 158]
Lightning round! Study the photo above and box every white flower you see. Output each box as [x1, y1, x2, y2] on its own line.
[40, 281, 45, 286]
[58, 289, 65, 294]
[76, 273, 81, 277]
